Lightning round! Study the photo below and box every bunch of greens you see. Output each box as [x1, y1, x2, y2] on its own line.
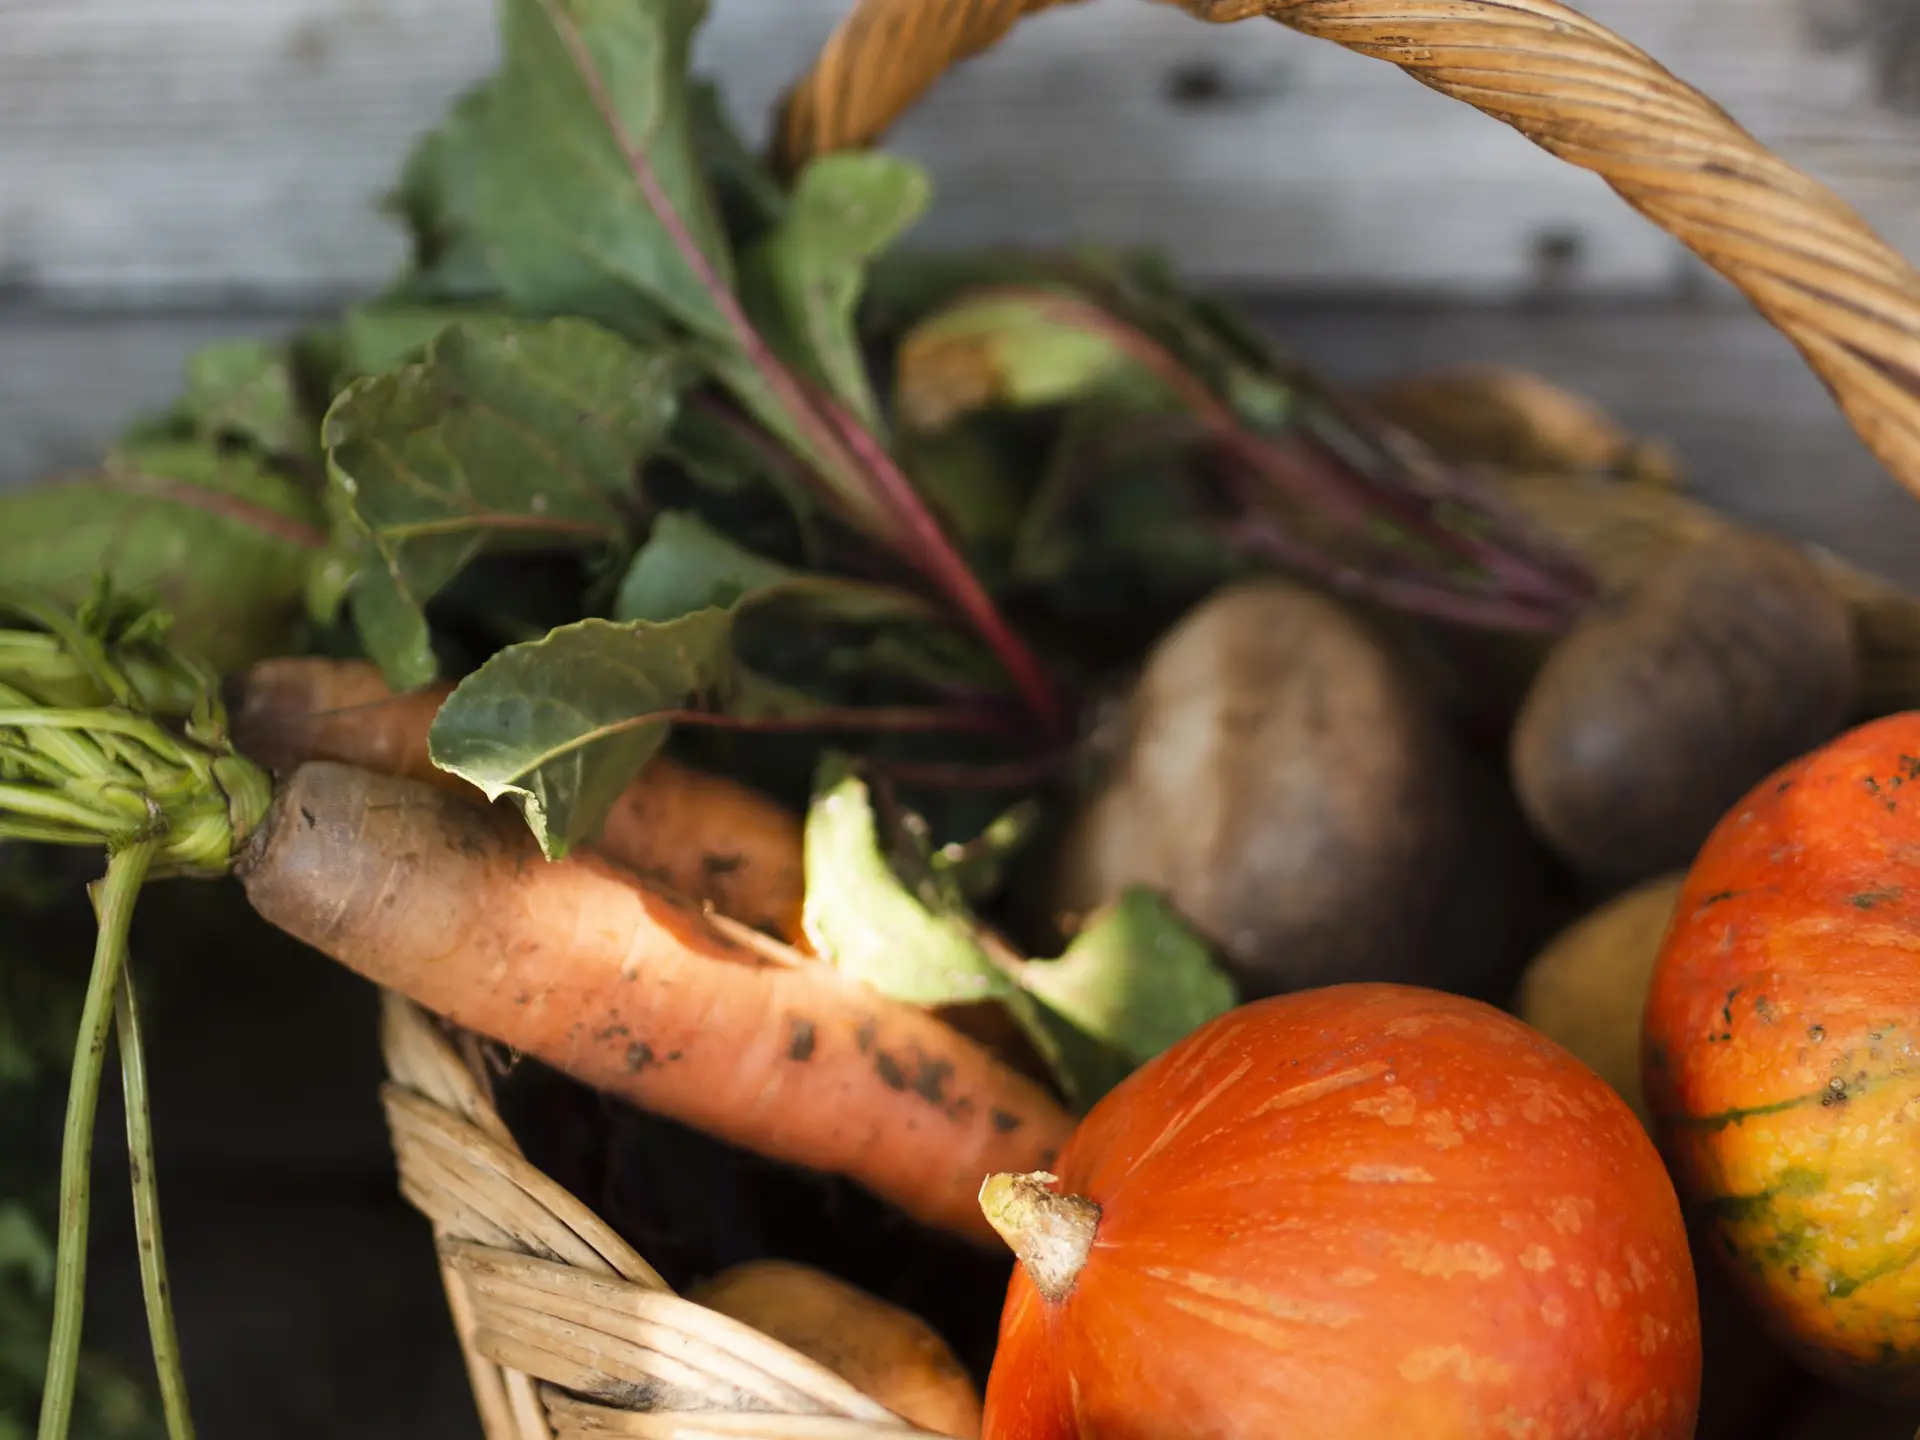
[0, 0, 1587, 866]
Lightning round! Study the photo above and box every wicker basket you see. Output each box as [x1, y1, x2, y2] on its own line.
[378, 3, 1920, 1436]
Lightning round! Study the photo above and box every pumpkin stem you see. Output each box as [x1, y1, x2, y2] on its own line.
[979, 1171, 1102, 1303]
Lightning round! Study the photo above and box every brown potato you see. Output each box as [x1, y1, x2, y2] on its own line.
[1388, 466, 1920, 748]
[686, 1260, 982, 1438]
[1042, 577, 1537, 1001]
[1515, 873, 1685, 1129]
[1512, 531, 1856, 884]
[1366, 457, 1920, 754]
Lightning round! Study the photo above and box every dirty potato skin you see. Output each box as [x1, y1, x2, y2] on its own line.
[689, 1259, 983, 1437]
[1513, 532, 1856, 884]
[1044, 578, 1509, 1000]
[1645, 714, 1920, 1401]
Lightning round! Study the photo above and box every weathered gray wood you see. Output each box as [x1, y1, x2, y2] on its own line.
[0, 308, 299, 492]
[6, 295, 1919, 584]
[4, 0, 1920, 300]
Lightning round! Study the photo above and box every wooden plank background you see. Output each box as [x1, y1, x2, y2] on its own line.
[3, 0, 1920, 301]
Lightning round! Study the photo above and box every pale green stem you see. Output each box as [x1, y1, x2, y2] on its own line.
[0, 686, 116, 780]
[0, 821, 114, 846]
[0, 741, 73, 783]
[36, 837, 158, 1440]
[0, 632, 65, 659]
[114, 967, 196, 1440]
[93, 733, 175, 792]
[0, 708, 188, 748]
[0, 783, 136, 833]
[0, 643, 92, 693]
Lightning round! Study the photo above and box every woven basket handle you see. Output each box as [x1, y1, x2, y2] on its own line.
[776, 0, 1920, 506]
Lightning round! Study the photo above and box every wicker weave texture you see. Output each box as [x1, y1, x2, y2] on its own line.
[379, 995, 951, 1440]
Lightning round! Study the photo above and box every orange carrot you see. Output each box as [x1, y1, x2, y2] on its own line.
[236, 761, 1074, 1247]
[228, 657, 807, 943]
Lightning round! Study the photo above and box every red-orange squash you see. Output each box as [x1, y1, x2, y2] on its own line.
[1644, 712, 1920, 1400]
[980, 983, 1700, 1439]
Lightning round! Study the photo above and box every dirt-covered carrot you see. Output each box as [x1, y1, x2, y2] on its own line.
[228, 657, 807, 942]
[236, 759, 1073, 1247]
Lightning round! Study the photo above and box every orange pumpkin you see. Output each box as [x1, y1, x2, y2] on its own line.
[980, 984, 1700, 1439]
[1645, 712, 1920, 1400]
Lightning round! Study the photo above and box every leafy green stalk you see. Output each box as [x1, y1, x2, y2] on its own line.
[426, 604, 1021, 859]
[736, 154, 928, 435]
[507, 0, 1062, 733]
[0, 446, 326, 679]
[324, 0, 1079, 852]
[320, 316, 682, 690]
[526, 0, 866, 505]
[800, 758, 1237, 1109]
[36, 838, 157, 1440]
[113, 972, 192, 1440]
[811, 393, 1065, 733]
[894, 283, 1594, 632]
